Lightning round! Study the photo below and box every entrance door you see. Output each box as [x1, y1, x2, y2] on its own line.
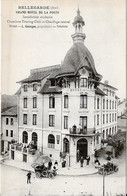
[23, 154, 27, 162]
[77, 138, 87, 160]
[11, 150, 14, 160]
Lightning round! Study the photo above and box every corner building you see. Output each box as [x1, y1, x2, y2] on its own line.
[16, 10, 118, 166]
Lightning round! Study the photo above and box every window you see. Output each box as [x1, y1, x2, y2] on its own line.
[33, 114, 37, 125]
[97, 115, 99, 125]
[115, 101, 116, 109]
[24, 85, 28, 92]
[64, 95, 68, 108]
[48, 134, 55, 148]
[106, 100, 108, 109]
[96, 135, 99, 144]
[33, 97, 37, 108]
[106, 114, 108, 123]
[49, 96, 55, 108]
[33, 84, 37, 91]
[97, 98, 99, 109]
[6, 130, 8, 136]
[112, 113, 114, 122]
[80, 95, 87, 108]
[32, 132, 38, 147]
[80, 116, 87, 130]
[63, 138, 69, 153]
[6, 118, 9, 125]
[23, 114, 27, 124]
[103, 99, 105, 109]
[109, 128, 111, 135]
[112, 101, 114, 109]
[94, 97, 96, 109]
[10, 130, 13, 137]
[49, 115, 55, 127]
[23, 98, 27, 108]
[106, 129, 108, 138]
[10, 118, 13, 125]
[64, 116, 68, 129]
[103, 114, 105, 124]
[115, 113, 116, 121]
[22, 131, 28, 143]
[80, 78, 87, 87]
[110, 100, 111, 109]
[110, 114, 111, 122]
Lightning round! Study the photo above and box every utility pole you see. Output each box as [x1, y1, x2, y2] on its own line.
[103, 166, 105, 196]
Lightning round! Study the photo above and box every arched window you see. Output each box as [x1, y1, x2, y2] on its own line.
[63, 138, 69, 153]
[48, 134, 55, 148]
[22, 131, 28, 143]
[32, 132, 38, 145]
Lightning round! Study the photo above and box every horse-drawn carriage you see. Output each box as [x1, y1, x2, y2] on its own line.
[98, 162, 118, 175]
[32, 163, 57, 179]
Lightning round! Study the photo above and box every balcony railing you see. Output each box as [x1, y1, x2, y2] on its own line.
[10, 143, 38, 155]
[69, 128, 87, 135]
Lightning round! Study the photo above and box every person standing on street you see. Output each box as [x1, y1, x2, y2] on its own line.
[80, 156, 84, 167]
[86, 155, 90, 165]
[27, 171, 31, 184]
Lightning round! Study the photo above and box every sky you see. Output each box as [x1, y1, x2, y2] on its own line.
[1, 0, 126, 100]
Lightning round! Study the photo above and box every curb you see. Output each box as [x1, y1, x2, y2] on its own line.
[57, 172, 98, 177]
[2, 162, 98, 177]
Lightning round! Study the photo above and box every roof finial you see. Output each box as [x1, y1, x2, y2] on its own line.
[77, 7, 80, 16]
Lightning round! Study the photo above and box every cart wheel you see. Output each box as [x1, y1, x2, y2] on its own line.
[48, 173, 54, 179]
[35, 172, 41, 178]
[114, 167, 118, 172]
[42, 171, 47, 177]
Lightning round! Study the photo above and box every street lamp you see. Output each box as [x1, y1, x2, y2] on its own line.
[103, 165, 105, 196]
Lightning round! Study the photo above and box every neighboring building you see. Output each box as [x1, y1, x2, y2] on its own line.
[118, 99, 127, 117]
[117, 99, 127, 132]
[12, 9, 118, 166]
[1, 106, 18, 153]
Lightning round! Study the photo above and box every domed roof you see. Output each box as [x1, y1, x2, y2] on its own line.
[73, 9, 85, 25]
[55, 42, 102, 80]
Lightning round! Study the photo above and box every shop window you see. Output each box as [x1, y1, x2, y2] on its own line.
[22, 131, 28, 143]
[63, 138, 69, 153]
[48, 134, 55, 148]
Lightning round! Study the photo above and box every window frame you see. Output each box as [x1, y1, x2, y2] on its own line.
[49, 115, 55, 127]
[80, 78, 87, 87]
[10, 130, 13, 137]
[33, 84, 37, 91]
[80, 95, 87, 108]
[6, 118, 9, 125]
[23, 114, 27, 125]
[23, 97, 27, 108]
[6, 130, 8, 136]
[49, 96, 55, 108]
[10, 118, 14, 125]
[33, 114, 37, 125]
[64, 116, 68, 129]
[33, 97, 37, 108]
[24, 85, 28, 92]
[97, 114, 99, 125]
[64, 95, 69, 108]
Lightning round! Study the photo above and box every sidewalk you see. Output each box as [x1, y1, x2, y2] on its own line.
[1, 158, 98, 176]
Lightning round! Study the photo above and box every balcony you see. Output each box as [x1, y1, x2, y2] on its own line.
[10, 142, 38, 155]
[66, 126, 97, 137]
